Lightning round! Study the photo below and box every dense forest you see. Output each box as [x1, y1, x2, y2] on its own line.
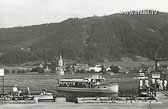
[1, 10, 168, 64]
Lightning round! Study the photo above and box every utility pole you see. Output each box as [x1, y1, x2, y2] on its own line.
[0, 69, 5, 99]
[155, 60, 158, 71]
[2, 76, 4, 96]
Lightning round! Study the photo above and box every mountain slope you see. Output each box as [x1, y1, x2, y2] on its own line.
[1, 11, 168, 64]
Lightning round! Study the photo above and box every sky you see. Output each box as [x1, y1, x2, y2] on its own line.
[0, 0, 168, 28]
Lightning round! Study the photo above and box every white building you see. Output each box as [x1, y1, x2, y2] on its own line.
[89, 65, 102, 72]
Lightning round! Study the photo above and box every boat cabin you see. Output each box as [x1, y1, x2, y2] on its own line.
[58, 75, 105, 88]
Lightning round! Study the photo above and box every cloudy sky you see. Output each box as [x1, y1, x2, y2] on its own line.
[0, 0, 168, 28]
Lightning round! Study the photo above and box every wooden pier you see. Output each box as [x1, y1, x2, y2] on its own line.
[76, 96, 159, 104]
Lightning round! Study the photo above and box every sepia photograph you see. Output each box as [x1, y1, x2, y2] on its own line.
[0, 0, 168, 109]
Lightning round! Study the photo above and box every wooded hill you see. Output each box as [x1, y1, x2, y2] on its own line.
[1, 10, 168, 64]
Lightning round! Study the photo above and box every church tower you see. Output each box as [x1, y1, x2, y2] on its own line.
[58, 53, 64, 75]
[58, 53, 63, 67]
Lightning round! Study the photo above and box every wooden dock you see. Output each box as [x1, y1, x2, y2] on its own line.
[76, 97, 160, 104]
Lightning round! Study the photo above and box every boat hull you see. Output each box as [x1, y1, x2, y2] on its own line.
[56, 84, 119, 97]
[57, 86, 118, 93]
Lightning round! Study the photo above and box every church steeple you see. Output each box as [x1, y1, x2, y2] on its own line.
[58, 52, 63, 67]
[58, 52, 64, 75]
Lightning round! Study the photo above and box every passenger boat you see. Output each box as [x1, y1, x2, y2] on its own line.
[56, 75, 119, 97]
